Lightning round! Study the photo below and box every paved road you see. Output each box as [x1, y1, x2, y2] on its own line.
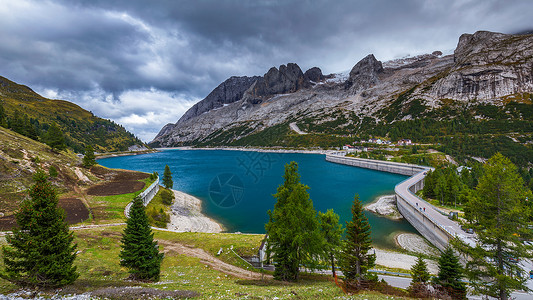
[395, 169, 477, 247]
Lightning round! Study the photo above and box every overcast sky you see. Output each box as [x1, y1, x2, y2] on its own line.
[1, 0, 532, 142]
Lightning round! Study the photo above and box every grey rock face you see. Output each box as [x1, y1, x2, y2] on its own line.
[345, 54, 384, 93]
[177, 76, 261, 125]
[242, 63, 310, 104]
[430, 31, 533, 101]
[304, 67, 325, 82]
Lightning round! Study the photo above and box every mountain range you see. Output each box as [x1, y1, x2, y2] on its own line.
[149, 31, 533, 164]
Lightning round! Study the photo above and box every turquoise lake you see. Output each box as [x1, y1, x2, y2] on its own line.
[98, 149, 417, 249]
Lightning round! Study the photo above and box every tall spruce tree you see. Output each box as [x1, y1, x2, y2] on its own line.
[454, 153, 533, 300]
[265, 161, 323, 281]
[318, 209, 343, 277]
[120, 196, 164, 281]
[340, 194, 375, 281]
[434, 246, 466, 299]
[0, 102, 7, 128]
[45, 122, 66, 151]
[411, 255, 430, 284]
[162, 165, 173, 189]
[0, 170, 78, 287]
[82, 145, 97, 168]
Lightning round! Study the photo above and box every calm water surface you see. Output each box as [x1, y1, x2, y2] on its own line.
[98, 149, 417, 248]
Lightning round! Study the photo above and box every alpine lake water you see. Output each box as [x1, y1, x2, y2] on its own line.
[98, 149, 417, 249]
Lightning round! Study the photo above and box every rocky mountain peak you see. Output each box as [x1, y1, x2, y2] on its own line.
[304, 67, 325, 82]
[175, 75, 260, 125]
[345, 54, 383, 93]
[242, 63, 311, 104]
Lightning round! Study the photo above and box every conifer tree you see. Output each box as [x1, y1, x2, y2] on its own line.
[1, 170, 78, 287]
[0, 102, 7, 127]
[318, 209, 343, 277]
[454, 153, 533, 300]
[340, 194, 375, 281]
[411, 255, 430, 284]
[434, 246, 466, 299]
[82, 145, 97, 168]
[120, 196, 164, 281]
[265, 161, 323, 281]
[45, 122, 66, 151]
[162, 165, 173, 189]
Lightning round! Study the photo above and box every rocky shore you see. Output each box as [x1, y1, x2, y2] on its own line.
[365, 195, 403, 220]
[166, 190, 223, 233]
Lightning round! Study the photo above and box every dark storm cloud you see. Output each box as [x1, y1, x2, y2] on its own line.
[1, 0, 532, 141]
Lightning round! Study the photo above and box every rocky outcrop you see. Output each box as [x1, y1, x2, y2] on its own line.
[428, 31, 533, 101]
[304, 67, 325, 82]
[242, 63, 310, 104]
[177, 76, 261, 125]
[345, 54, 383, 93]
[151, 31, 533, 147]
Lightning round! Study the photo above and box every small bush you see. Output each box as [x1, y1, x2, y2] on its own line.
[49, 165, 58, 177]
[160, 189, 174, 206]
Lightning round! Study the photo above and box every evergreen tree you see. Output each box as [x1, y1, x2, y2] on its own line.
[434, 246, 466, 299]
[45, 122, 66, 151]
[162, 165, 173, 189]
[318, 209, 343, 277]
[0, 102, 7, 127]
[0, 170, 78, 287]
[454, 153, 533, 300]
[265, 162, 323, 281]
[340, 194, 375, 281]
[49, 165, 58, 178]
[120, 196, 164, 281]
[82, 145, 97, 168]
[411, 255, 430, 284]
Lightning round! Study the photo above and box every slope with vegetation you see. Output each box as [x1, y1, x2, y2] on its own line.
[0, 76, 145, 153]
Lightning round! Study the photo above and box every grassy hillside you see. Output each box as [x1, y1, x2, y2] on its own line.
[0, 76, 144, 153]
[0, 126, 87, 214]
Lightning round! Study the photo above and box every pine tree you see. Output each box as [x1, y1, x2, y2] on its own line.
[265, 161, 323, 281]
[411, 255, 430, 284]
[162, 165, 173, 189]
[434, 246, 466, 299]
[454, 153, 533, 300]
[0, 170, 78, 287]
[0, 102, 7, 128]
[318, 209, 343, 277]
[120, 196, 164, 281]
[45, 122, 66, 151]
[340, 194, 376, 281]
[82, 145, 97, 168]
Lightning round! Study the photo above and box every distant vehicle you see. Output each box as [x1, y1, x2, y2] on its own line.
[461, 225, 474, 234]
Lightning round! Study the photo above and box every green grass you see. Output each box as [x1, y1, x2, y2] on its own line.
[146, 188, 172, 228]
[0, 227, 409, 299]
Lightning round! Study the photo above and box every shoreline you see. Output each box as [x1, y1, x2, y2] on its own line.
[95, 149, 159, 159]
[166, 189, 224, 233]
[156, 146, 336, 155]
[365, 194, 403, 220]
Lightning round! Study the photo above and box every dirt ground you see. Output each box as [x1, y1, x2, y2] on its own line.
[157, 239, 271, 280]
[0, 197, 90, 230]
[86, 180, 145, 196]
[87, 166, 149, 196]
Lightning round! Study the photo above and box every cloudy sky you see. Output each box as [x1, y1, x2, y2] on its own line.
[1, 0, 532, 141]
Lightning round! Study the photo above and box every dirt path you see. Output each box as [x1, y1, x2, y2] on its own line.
[157, 240, 271, 280]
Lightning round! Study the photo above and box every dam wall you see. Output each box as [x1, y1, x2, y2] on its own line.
[325, 153, 469, 251]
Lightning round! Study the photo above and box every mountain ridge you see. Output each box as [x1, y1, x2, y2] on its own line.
[150, 31, 533, 165]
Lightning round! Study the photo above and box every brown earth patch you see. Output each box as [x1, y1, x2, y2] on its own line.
[0, 198, 90, 231]
[86, 180, 145, 196]
[90, 165, 149, 181]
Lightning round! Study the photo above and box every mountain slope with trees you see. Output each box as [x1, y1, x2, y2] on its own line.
[0, 76, 145, 153]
